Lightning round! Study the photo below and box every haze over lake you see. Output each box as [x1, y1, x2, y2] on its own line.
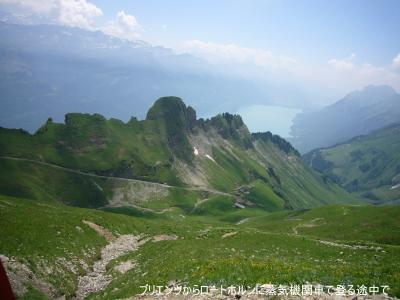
[237, 105, 302, 138]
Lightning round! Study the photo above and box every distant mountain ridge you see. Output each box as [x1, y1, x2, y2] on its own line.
[290, 85, 400, 153]
[303, 122, 400, 204]
[0, 96, 357, 211]
[0, 22, 268, 132]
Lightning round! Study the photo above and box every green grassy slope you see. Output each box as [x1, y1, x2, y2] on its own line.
[1, 195, 399, 299]
[0, 158, 111, 207]
[0, 110, 180, 185]
[0, 97, 358, 211]
[251, 134, 358, 209]
[303, 123, 400, 204]
[242, 205, 400, 245]
[190, 127, 358, 210]
[0, 156, 234, 214]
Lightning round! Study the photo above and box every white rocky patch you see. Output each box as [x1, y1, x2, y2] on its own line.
[76, 221, 150, 299]
[193, 147, 199, 156]
[76, 235, 149, 299]
[114, 260, 137, 274]
[1, 255, 57, 298]
[152, 234, 179, 242]
[390, 183, 400, 190]
[205, 154, 216, 163]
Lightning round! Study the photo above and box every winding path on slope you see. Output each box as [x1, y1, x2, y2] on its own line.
[0, 156, 233, 209]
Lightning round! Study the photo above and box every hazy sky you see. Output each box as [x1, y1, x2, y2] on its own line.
[92, 0, 400, 101]
[1, 0, 400, 106]
[92, 0, 400, 65]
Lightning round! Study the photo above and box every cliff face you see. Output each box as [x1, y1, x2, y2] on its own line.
[146, 96, 197, 162]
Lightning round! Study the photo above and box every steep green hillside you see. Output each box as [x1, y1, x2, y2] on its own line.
[0, 97, 358, 211]
[250, 132, 356, 208]
[304, 123, 400, 204]
[1, 195, 399, 299]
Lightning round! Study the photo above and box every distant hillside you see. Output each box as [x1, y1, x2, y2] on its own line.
[0, 97, 357, 211]
[290, 85, 400, 153]
[303, 123, 400, 204]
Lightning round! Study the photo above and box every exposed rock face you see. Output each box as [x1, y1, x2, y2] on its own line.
[152, 234, 179, 242]
[109, 181, 170, 207]
[252, 132, 299, 156]
[1, 255, 58, 298]
[76, 221, 150, 300]
[114, 260, 137, 274]
[146, 97, 195, 161]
